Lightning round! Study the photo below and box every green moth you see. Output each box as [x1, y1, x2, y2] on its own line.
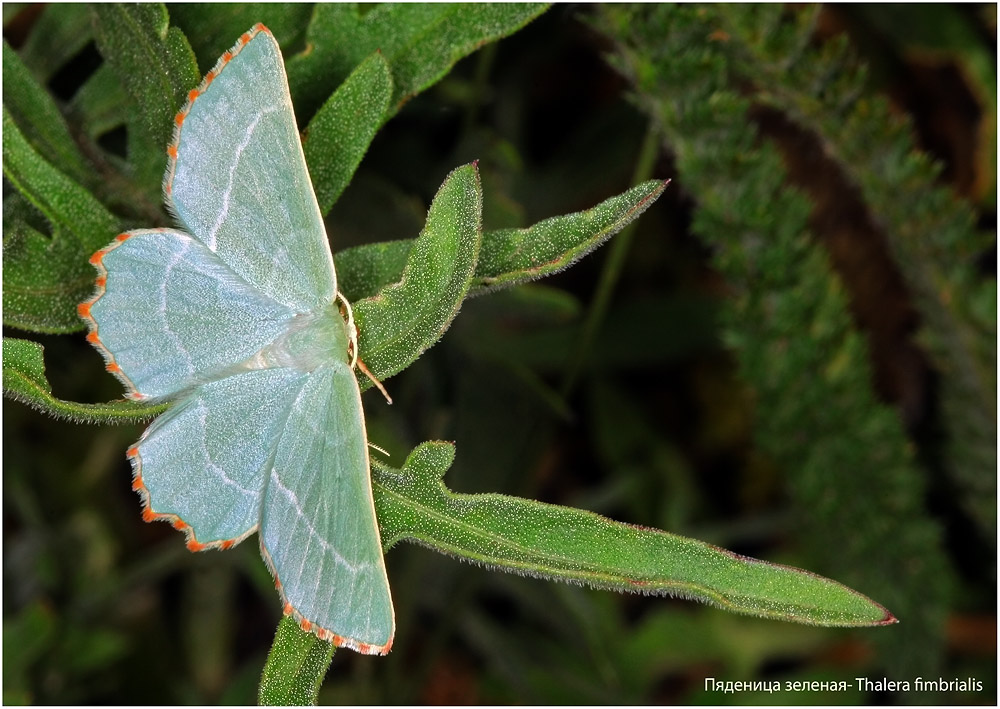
[78, 24, 394, 654]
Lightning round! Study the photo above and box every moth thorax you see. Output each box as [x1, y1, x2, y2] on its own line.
[253, 305, 350, 373]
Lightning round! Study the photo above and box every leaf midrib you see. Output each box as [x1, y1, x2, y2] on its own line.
[375, 478, 674, 585]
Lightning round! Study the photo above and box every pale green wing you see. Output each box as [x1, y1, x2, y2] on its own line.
[165, 25, 336, 311]
[130, 368, 308, 548]
[80, 229, 295, 400]
[260, 362, 394, 654]
[84, 24, 393, 655]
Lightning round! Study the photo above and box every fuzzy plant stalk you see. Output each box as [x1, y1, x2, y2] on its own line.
[596, 2, 976, 684]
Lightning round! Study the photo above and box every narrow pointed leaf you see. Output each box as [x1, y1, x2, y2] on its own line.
[353, 163, 482, 386]
[2, 108, 120, 332]
[374, 442, 896, 628]
[258, 616, 334, 706]
[303, 50, 393, 216]
[473, 179, 669, 292]
[91, 4, 199, 151]
[3, 40, 91, 184]
[0, 108, 116, 236]
[90, 4, 199, 197]
[287, 3, 548, 120]
[2, 338, 166, 424]
[335, 180, 669, 302]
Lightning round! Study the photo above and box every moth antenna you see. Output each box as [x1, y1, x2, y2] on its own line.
[357, 358, 393, 405]
[336, 291, 393, 404]
[367, 441, 390, 457]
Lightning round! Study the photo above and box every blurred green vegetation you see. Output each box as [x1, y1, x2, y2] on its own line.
[3, 3, 995, 705]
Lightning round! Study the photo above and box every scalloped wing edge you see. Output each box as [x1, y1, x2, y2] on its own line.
[125, 442, 254, 552]
[128, 438, 392, 653]
[77, 229, 169, 401]
[258, 540, 394, 655]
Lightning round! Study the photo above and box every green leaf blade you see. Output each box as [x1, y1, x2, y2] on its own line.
[287, 3, 549, 120]
[2, 40, 91, 185]
[2, 338, 166, 424]
[303, 51, 393, 216]
[334, 181, 670, 302]
[473, 179, 670, 293]
[1, 109, 118, 245]
[374, 442, 895, 628]
[91, 4, 199, 151]
[385, 3, 549, 109]
[258, 616, 334, 706]
[335, 239, 414, 304]
[353, 163, 483, 386]
[2, 108, 120, 333]
[90, 4, 199, 197]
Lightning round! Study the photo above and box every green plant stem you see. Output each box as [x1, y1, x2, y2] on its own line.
[258, 616, 335, 706]
[560, 122, 661, 397]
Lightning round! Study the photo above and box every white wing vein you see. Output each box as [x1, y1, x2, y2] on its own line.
[196, 403, 257, 496]
[160, 238, 196, 378]
[206, 105, 283, 251]
[268, 468, 370, 573]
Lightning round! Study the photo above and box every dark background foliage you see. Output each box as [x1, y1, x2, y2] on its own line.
[3, 3, 995, 704]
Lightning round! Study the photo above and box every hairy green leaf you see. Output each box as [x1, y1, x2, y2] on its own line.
[258, 616, 334, 706]
[335, 240, 414, 305]
[3, 40, 90, 185]
[719, 5, 996, 541]
[374, 442, 895, 627]
[91, 4, 199, 151]
[335, 180, 669, 302]
[473, 179, 669, 292]
[303, 51, 393, 216]
[91, 4, 199, 197]
[354, 163, 483, 386]
[2, 338, 166, 424]
[601, 3, 948, 675]
[2, 108, 119, 333]
[287, 3, 548, 120]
